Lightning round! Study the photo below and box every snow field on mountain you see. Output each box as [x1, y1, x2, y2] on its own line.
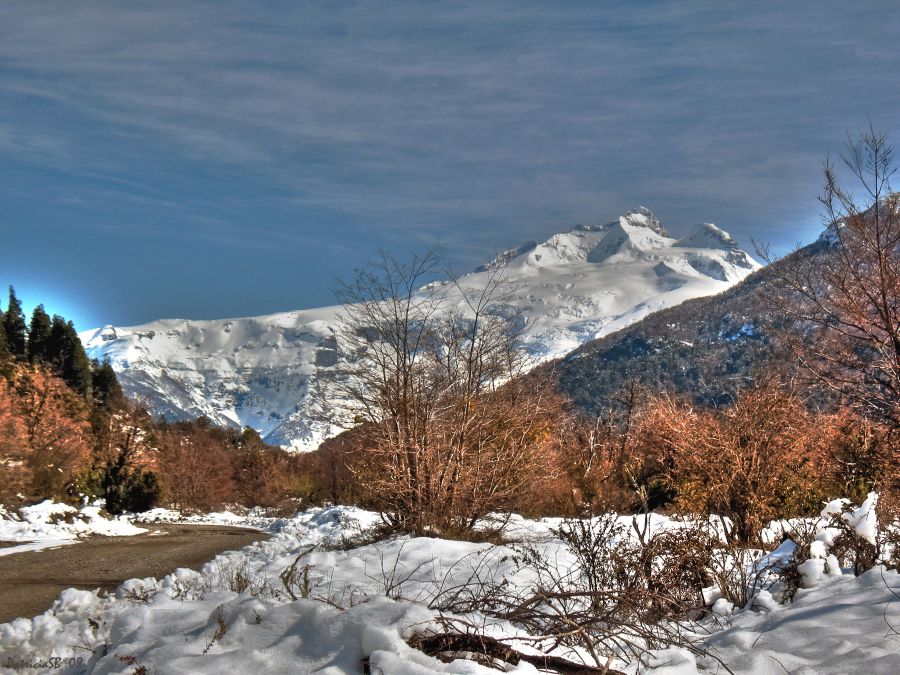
[2, 496, 898, 674]
[80, 209, 761, 451]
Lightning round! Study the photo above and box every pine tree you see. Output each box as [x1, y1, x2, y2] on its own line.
[47, 315, 92, 397]
[91, 358, 125, 410]
[27, 304, 52, 363]
[3, 287, 27, 357]
[62, 321, 92, 398]
[0, 308, 10, 378]
[0, 323, 10, 377]
[47, 315, 67, 363]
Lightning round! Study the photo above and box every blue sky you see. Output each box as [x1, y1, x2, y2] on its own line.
[2, 1, 899, 330]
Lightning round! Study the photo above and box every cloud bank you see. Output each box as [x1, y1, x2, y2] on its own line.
[2, 1, 898, 326]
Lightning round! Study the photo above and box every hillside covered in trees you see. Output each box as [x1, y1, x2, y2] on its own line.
[551, 238, 824, 412]
[0, 287, 310, 513]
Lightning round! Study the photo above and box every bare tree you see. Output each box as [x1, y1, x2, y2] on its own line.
[94, 404, 160, 514]
[760, 125, 900, 429]
[331, 249, 562, 534]
[330, 249, 446, 532]
[157, 421, 235, 511]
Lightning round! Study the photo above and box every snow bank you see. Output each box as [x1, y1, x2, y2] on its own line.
[135, 506, 292, 532]
[701, 567, 900, 674]
[1, 503, 899, 674]
[0, 506, 529, 673]
[0, 501, 146, 557]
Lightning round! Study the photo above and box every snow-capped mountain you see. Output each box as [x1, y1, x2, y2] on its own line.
[80, 208, 760, 450]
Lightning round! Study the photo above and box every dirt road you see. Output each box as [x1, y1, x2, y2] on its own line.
[0, 524, 268, 624]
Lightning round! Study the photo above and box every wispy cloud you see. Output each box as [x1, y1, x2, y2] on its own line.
[2, 1, 899, 324]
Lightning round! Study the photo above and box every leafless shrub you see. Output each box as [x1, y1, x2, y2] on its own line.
[201, 605, 229, 655]
[418, 513, 803, 670]
[428, 548, 516, 614]
[778, 493, 900, 603]
[211, 560, 280, 599]
[364, 541, 439, 603]
[554, 513, 624, 596]
[116, 654, 148, 675]
[640, 382, 829, 544]
[280, 546, 316, 601]
[705, 539, 778, 610]
[168, 574, 210, 601]
[879, 491, 900, 570]
[758, 125, 900, 429]
[121, 587, 154, 605]
[220, 560, 252, 594]
[328, 249, 566, 536]
[414, 516, 732, 669]
[817, 500, 881, 576]
[775, 519, 822, 603]
[333, 522, 397, 551]
[71, 618, 108, 660]
[156, 421, 235, 511]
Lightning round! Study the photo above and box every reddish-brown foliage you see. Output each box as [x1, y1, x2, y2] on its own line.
[639, 382, 830, 543]
[156, 421, 237, 511]
[232, 433, 301, 508]
[12, 366, 91, 500]
[0, 378, 30, 503]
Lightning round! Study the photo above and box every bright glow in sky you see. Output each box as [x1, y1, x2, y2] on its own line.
[2, 1, 898, 329]
[2, 287, 89, 336]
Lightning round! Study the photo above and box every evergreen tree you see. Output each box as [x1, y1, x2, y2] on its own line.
[27, 304, 52, 363]
[105, 468, 161, 514]
[47, 315, 92, 397]
[0, 309, 11, 378]
[3, 287, 27, 357]
[91, 358, 125, 410]
[47, 315, 67, 363]
[62, 321, 92, 398]
[241, 426, 264, 447]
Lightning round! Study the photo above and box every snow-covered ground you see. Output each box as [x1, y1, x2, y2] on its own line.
[134, 506, 291, 532]
[1, 499, 898, 674]
[0, 502, 146, 557]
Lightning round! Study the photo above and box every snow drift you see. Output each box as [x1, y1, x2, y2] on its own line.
[1, 500, 898, 674]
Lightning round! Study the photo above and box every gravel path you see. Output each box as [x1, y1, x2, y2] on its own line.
[0, 524, 268, 624]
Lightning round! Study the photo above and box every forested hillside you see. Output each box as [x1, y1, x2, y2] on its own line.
[551, 240, 828, 412]
[0, 287, 308, 513]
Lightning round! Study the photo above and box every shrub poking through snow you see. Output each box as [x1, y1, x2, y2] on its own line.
[201, 606, 229, 655]
[776, 491, 897, 602]
[1, 502, 898, 673]
[279, 546, 316, 600]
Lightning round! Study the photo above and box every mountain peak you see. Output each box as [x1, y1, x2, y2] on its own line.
[474, 241, 539, 273]
[619, 207, 669, 237]
[84, 207, 761, 451]
[676, 222, 738, 250]
[474, 208, 754, 273]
